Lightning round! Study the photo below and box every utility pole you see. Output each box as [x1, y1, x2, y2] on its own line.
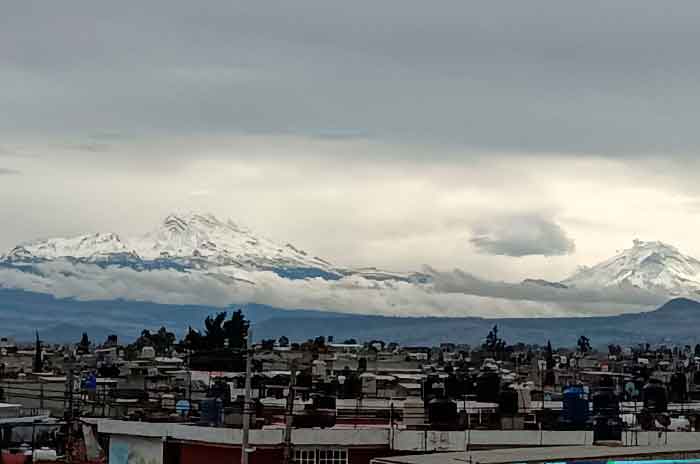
[282, 361, 298, 464]
[242, 329, 253, 464]
[65, 358, 75, 420]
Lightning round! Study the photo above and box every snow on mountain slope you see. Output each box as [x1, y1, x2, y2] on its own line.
[5, 214, 699, 318]
[3, 233, 132, 263]
[132, 212, 335, 271]
[1, 213, 337, 274]
[563, 239, 700, 295]
[0, 217, 679, 318]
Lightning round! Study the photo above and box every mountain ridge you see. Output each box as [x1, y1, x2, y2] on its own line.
[2, 214, 700, 321]
[0, 288, 697, 346]
[6, 216, 700, 296]
[562, 239, 700, 296]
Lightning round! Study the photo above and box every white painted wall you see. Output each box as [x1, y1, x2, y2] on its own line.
[92, 419, 700, 454]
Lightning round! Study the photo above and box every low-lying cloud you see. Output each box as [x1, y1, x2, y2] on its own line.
[427, 267, 666, 307]
[0, 260, 665, 320]
[0, 168, 21, 175]
[470, 214, 576, 257]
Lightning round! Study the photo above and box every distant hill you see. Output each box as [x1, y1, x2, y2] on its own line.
[1, 289, 699, 346]
[0, 289, 337, 343]
[252, 298, 700, 346]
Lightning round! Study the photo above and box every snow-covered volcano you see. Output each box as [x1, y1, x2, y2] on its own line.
[563, 239, 700, 295]
[0, 217, 696, 318]
[1, 213, 341, 278]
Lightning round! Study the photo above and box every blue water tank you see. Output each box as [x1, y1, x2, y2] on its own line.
[199, 398, 223, 426]
[562, 386, 589, 426]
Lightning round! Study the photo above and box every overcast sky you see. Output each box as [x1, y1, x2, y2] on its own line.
[3, 1, 700, 283]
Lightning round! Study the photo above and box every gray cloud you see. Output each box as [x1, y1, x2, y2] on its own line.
[3, 1, 700, 155]
[470, 215, 575, 257]
[0, 168, 21, 175]
[428, 267, 664, 308]
[0, 261, 660, 318]
[5, 1, 700, 310]
[64, 142, 112, 153]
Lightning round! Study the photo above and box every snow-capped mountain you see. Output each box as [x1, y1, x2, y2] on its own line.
[0, 217, 695, 320]
[563, 239, 700, 295]
[134, 213, 338, 274]
[1, 213, 341, 278]
[4, 233, 131, 262]
[0, 213, 445, 318]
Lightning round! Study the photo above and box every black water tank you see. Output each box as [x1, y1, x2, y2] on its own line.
[643, 381, 668, 413]
[592, 388, 619, 416]
[199, 398, 223, 426]
[313, 395, 337, 410]
[498, 389, 519, 415]
[599, 375, 614, 388]
[297, 371, 313, 388]
[207, 380, 232, 406]
[444, 374, 461, 398]
[427, 398, 458, 429]
[422, 374, 440, 401]
[293, 409, 337, 428]
[593, 415, 623, 442]
[476, 372, 500, 403]
[670, 372, 687, 403]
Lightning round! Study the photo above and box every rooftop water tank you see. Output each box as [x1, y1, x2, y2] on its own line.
[475, 372, 500, 403]
[427, 397, 458, 430]
[643, 380, 668, 413]
[313, 395, 336, 410]
[140, 346, 156, 360]
[562, 386, 589, 426]
[498, 388, 519, 416]
[592, 387, 619, 416]
[312, 360, 328, 381]
[199, 397, 223, 426]
[593, 415, 623, 443]
[669, 372, 687, 403]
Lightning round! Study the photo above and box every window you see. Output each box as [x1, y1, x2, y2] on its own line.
[318, 448, 348, 464]
[294, 448, 348, 464]
[294, 448, 316, 464]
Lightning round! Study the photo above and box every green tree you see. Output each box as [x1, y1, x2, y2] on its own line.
[577, 335, 591, 354]
[77, 332, 91, 355]
[545, 341, 555, 370]
[132, 327, 176, 356]
[183, 327, 205, 351]
[223, 309, 249, 350]
[483, 325, 507, 359]
[204, 312, 228, 348]
[152, 327, 176, 355]
[184, 310, 250, 351]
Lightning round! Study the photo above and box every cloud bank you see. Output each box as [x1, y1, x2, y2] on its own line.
[0, 261, 664, 320]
